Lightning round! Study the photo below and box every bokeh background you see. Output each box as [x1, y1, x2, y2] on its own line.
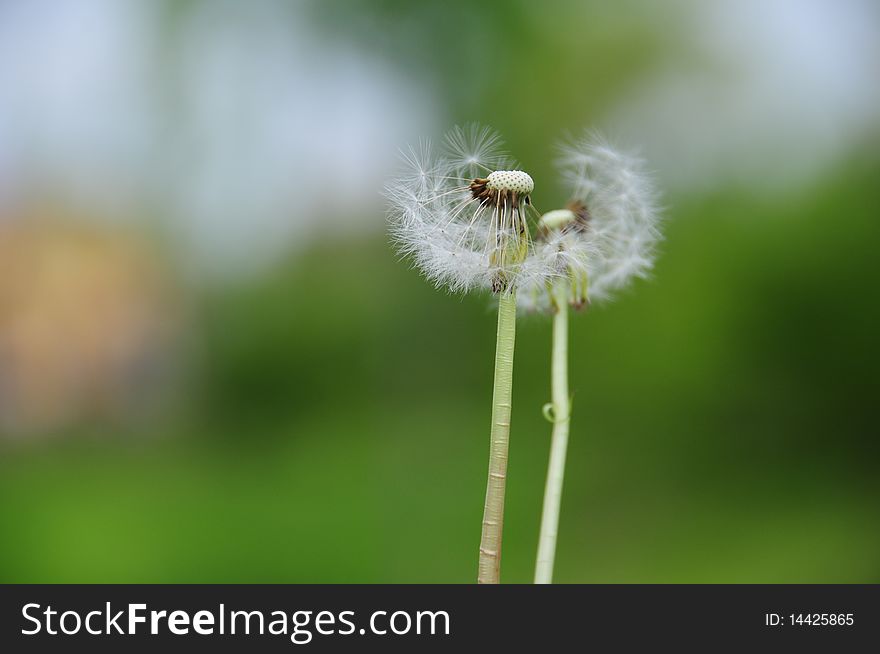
[1, 0, 878, 583]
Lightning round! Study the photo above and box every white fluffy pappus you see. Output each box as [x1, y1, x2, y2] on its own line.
[385, 125, 574, 295]
[519, 131, 662, 312]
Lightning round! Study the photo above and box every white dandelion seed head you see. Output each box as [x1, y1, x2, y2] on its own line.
[385, 125, 559, 295]
[519, 130, 662, 312]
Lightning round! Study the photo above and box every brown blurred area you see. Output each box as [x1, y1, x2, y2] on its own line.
[0, 211, 181, 435]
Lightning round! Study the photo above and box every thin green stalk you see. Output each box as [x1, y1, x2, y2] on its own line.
[534, 282, 571, 584]
[478, 291, 517, 584]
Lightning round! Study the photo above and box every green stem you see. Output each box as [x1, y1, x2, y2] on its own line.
[478, 291, 517, 584]
[534, 282, 571, 584]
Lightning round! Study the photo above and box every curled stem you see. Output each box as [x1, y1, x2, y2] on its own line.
[534, 282, 571, 584]
[478, 291, 517, 584]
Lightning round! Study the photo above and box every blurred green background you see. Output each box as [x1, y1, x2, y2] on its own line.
[1, 0, 878, 583]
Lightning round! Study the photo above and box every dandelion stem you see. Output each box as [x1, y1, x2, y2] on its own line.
[534, 282, 571, 584]
[478, 291, 517, 584]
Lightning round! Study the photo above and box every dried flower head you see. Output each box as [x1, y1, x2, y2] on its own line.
[521, 131, 662, 311]
[386, 125, 569, 295]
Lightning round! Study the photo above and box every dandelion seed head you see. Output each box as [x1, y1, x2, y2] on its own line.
[385, 124, 557, 295]
[519, 130, 662, 312]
